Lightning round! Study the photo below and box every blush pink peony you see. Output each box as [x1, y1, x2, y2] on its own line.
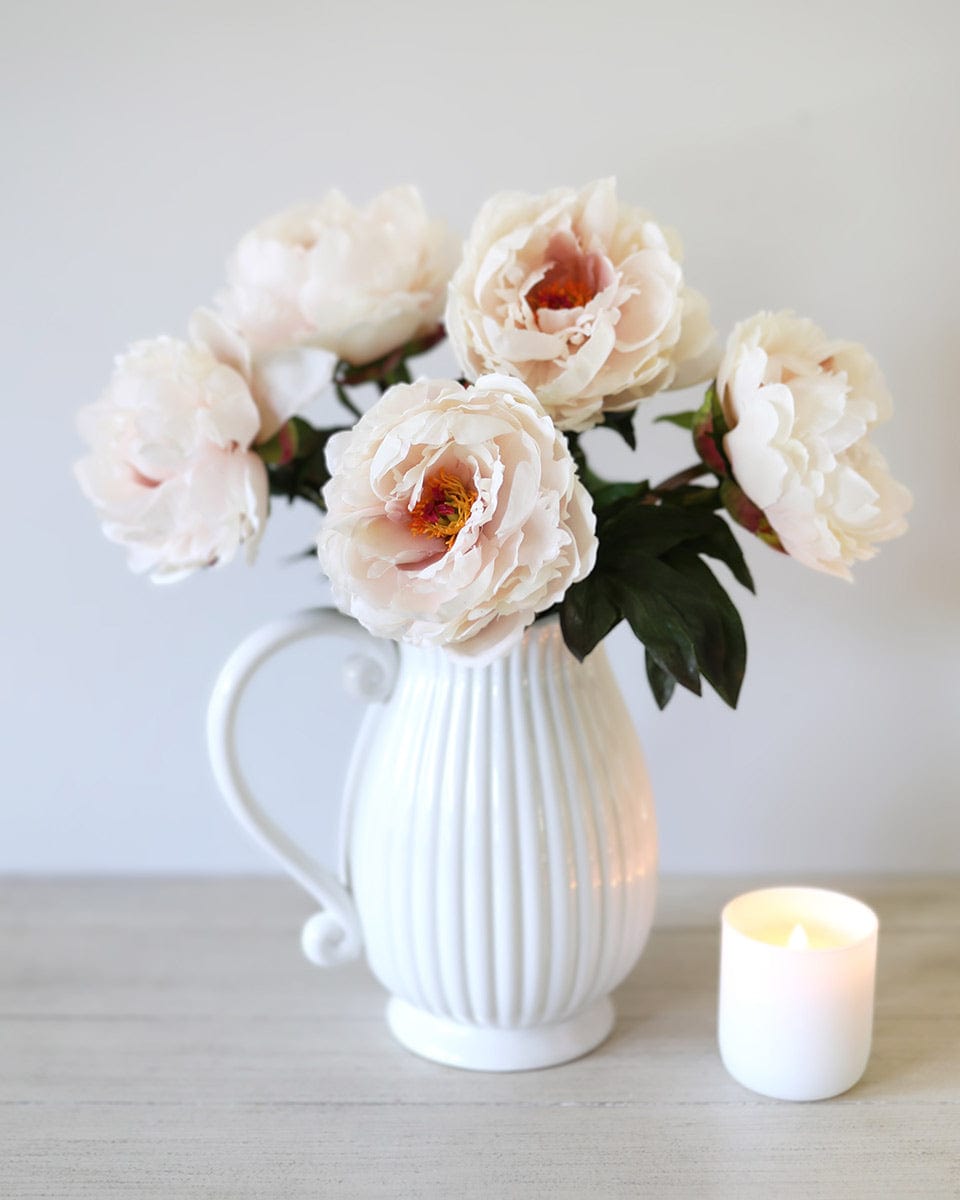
[445, 177, 718, 432]
[316, 375, 598, 663]
[75, 336, 270, 582]
[217, 186, 458, 366]
[717, 311, 912, 579]
[189, 307, 335, 443]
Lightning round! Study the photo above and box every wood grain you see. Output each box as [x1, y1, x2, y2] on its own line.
[2, 877, 958, 1198]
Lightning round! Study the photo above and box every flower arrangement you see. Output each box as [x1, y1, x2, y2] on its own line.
[76, 179, 911, 706]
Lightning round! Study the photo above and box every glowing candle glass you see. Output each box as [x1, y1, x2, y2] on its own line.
[718, 887, 878, 1101]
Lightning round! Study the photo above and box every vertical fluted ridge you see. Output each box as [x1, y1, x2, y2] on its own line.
[348, 621, 657, 1032]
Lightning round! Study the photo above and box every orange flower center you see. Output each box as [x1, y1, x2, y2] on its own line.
[409, 470, 478, 547]
[525, 258, 596, 312]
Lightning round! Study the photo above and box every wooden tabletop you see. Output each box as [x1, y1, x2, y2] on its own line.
[2, 876, 958, 1198]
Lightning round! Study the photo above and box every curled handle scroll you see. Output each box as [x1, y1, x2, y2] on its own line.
[206, 608, 399, 966]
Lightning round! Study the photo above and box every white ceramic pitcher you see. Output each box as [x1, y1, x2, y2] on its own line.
[207, 610, 657, 1071]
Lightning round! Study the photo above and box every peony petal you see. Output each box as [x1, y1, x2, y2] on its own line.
[251, 345, 336, 442]
[538, 313, 617, 406]
[219, 186, 456, 363]
[315, 376, 598, 662]
[189, 307, 252, 381]
[446, 179, 711, 429]
[717, 311, 910, 576]
[669, 288, 720, 389]
[74, 336, 268, 583]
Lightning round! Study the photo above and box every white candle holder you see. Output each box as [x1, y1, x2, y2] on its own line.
[718, 886, 878, 1101]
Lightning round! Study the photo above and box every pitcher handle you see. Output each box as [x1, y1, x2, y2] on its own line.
[206, 607, 399, 967]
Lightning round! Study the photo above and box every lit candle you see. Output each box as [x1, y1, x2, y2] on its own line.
[718, 887, 878, 1101]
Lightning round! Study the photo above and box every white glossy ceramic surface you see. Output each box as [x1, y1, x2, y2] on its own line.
[208, 610, 658, 1070]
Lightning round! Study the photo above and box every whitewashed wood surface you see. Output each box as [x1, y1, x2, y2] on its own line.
[1, 876, 958, 1199]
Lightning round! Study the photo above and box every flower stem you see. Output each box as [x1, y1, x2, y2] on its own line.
[651, 464, 711, 495]
[335, 383, 363, 420]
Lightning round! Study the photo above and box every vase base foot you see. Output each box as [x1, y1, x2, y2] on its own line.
[385, 995, 615, 1072]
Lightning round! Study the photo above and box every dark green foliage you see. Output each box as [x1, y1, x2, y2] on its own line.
[559, 489, 753, 710]
[599, 409, 637, 450]
[264, 420, 349, 511]
[655, 410, 697, 431]
[645, 650, 677, 710]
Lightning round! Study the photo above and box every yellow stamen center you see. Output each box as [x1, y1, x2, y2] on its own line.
[409, 470, 478, 547]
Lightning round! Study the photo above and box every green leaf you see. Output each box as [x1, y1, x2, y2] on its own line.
[599, 500, 753, 593]
[562, 452, 752, 708]
[567, 431, 650, 512]
[599, 499, 721, 558]
[604, 572, 702, 696]
[645, 651, 677, 710]
[660, 548, 747, 708]
[655, 410, 697, 431]
[684, 514, 755, 593]
[607, 546, 746, 707]
[559, 572, 621, 662]
[589, 479, 650, 510]
[599, 409, 637, 451]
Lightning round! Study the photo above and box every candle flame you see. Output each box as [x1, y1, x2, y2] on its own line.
[787, 922, 809, 950]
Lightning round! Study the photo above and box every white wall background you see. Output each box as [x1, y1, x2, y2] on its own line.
[4, 0, 958, 875]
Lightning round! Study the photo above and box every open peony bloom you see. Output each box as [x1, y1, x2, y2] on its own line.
[217, 186, 459, 366]
[189, 307, 335, 443]
[316, 375, 598, 663]
[75, 336, 270, 582]
[717, 312, 912, 579]
[445, 177, 719, 432]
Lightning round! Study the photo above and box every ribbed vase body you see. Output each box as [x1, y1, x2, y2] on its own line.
[346, 618, 657, 1039]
